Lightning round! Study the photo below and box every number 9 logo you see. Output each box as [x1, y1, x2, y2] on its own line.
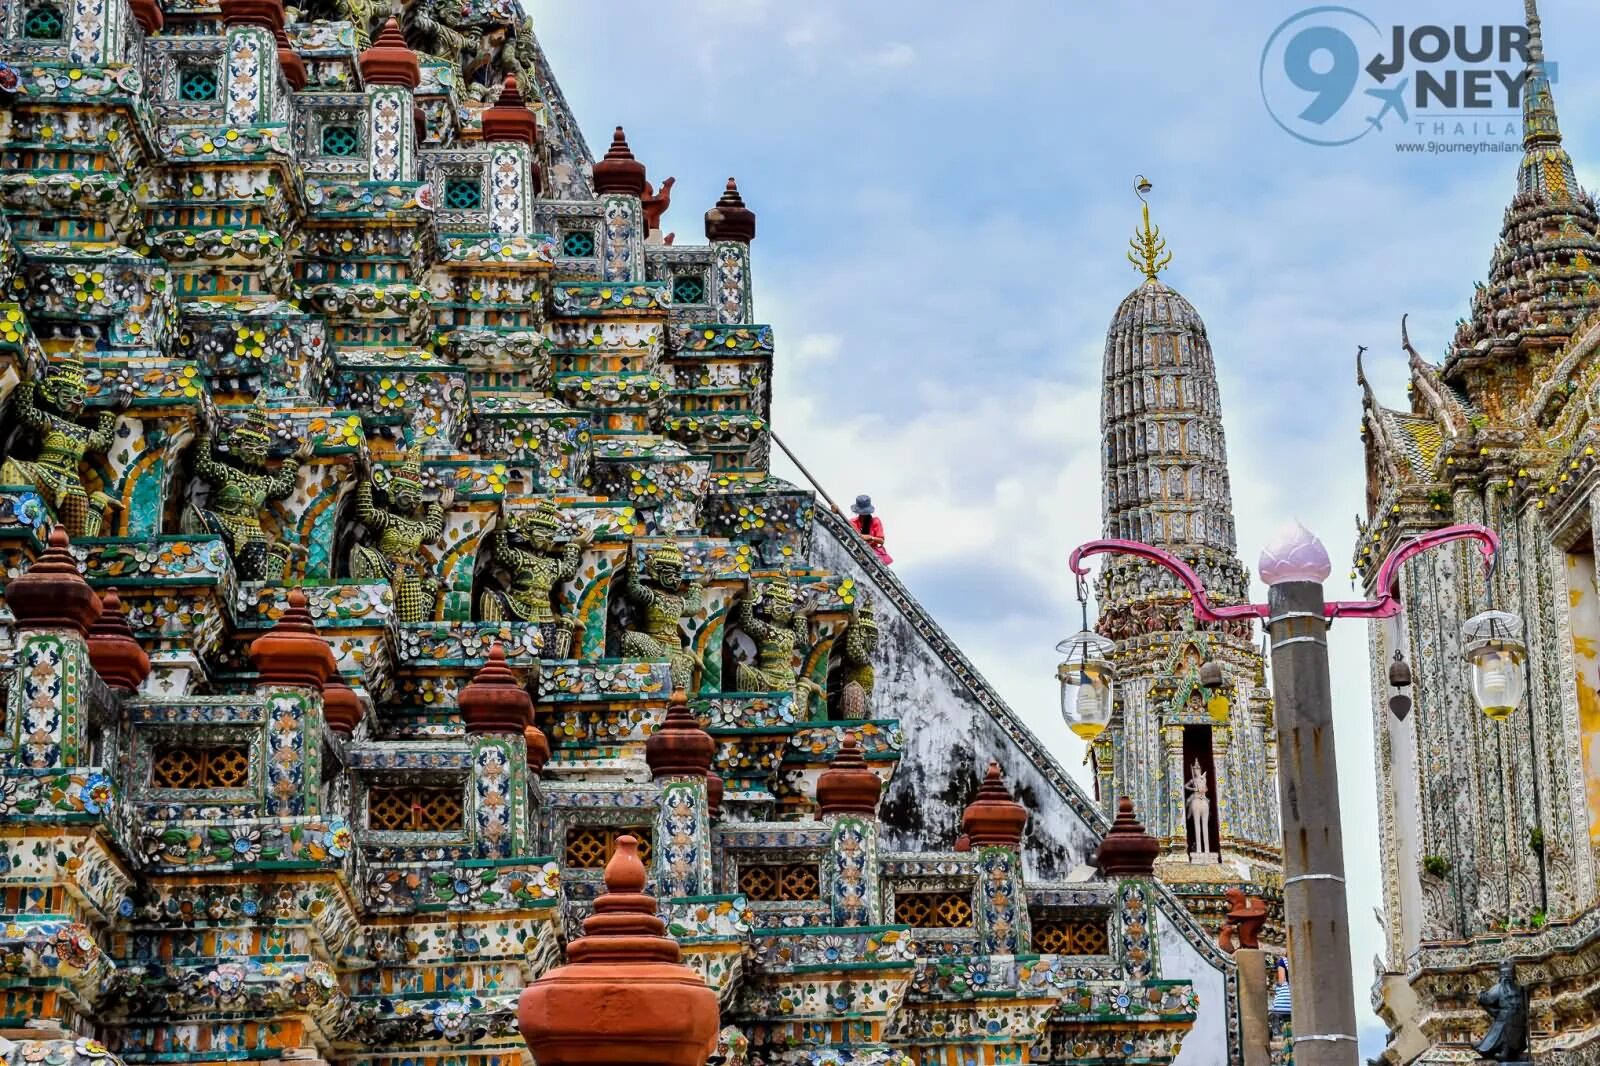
[1261, 6, 1382, 146]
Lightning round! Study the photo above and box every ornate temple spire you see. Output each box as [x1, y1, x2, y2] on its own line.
[1126, 175, 1171, 281]
[1518, 0, 1571, 191]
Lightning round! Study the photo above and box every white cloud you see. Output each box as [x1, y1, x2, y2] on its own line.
[869, 41, 916, 68]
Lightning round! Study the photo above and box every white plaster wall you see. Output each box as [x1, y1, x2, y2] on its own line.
[1160, 906, 1230, 1066]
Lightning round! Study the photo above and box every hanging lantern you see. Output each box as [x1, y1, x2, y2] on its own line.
[1460, 610, 1527, 722]
[1056, 629, 1115, 741]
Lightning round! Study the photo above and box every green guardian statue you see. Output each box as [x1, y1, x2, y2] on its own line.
[186, 400, 312, 582]
[350, 447, 455, 623]
[620, 541, 706, 692]
[478, 500, 592, 657]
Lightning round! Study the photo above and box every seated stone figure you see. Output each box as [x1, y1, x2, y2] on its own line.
[620, 542, 705, 692]
[478, 500, 592, 657]
[734, 579, 819, 709]
[186, 400, 312, 582]
[1, 341, 127, 538]
[836, 596, 879, 720]
[349, 448, 455, 623]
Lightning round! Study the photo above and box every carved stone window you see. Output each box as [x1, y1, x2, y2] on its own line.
[564, 826, 652, 869]
[22, 3, 63, 38]
[672, 274, 706, 305]
[367, 784, 464, 831]
[178, 66, 217, 102]
[321, 125, 360, 157]
[738, 862, 820, 901]
[560, 230, 596, 258]
[1030, 912, 1110, 955]
[444, 176, 482, 210]
[151, 745, 250, 789]
[894, 890, 973, 928]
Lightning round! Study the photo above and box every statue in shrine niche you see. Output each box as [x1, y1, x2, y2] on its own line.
[1185, 759, 1213, 859]
[478, 500, 591, 657]
[0, 340, 127, 538]
[734, 578, 819, 707]
[836, 596, 879, 721]
[350, 447, 455, 623]
[620, 542, 706, 692]
[186, 400, 312, 582]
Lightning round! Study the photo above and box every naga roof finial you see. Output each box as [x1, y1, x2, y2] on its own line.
[1127, 174, 1172, 281]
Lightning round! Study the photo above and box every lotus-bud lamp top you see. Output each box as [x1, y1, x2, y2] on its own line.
[1258, 520, 1332, 585]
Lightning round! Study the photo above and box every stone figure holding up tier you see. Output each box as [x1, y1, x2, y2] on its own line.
[1185, 760, 1212, 858]
[734, 578, 819, 708]
[836, 596, 879, 721]
[350, 448, 454, 623]
[1476, 961, 1530, 1064]
[620, 542, 705, 692]
[187, 399, 312, 582]
[478, 500, 591, 657]
[1, 340, 127, 537]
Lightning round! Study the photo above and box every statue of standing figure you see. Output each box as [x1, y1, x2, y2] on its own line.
[836, 596, 878, 720]
[734, 578, 819, 709]
[187, 400, 312, 581]
[349, 448, 455, 623]
[1476, 960, 1530, 1064]
[477, 500, 591, 657]
[620, 542, 706, 693]
[1185, 759, 1212, 858]
[1, 340, 127, 537]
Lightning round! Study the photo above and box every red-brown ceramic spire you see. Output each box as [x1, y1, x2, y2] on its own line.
[8, 526, 100, 636]
[482, 73, 539, 145]
[524, 723, 551, 775]
[645, 689, 714, 778]
[1094, 797, 1160, 877]
[518, 836, 719, 1066]
[86, 589, 149, 692]
[459, 643, 534, 736]
[359, 18, 420, 89]
[816, 734, 881, 817]
[276, 25, 307, 90]
[322, 676, 363, 736]
[961, 761, 1027, 847]
[249, 589, 335, 689]
[219, 0, 283, 32]
[592, 126, 647, 197]
[705, 769, 724, 819]
[704, 178, 755, 243]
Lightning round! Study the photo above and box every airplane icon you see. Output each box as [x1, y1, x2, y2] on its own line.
[1365, 78, 1410, 131]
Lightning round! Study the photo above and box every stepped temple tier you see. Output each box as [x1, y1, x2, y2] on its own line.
[0, 1, 1253, 1065]
[1356, 1, 1600, 1061]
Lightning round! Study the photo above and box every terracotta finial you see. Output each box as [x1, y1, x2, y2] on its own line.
[218, 0, 284, 33]
[645, 689, 715, 779]
[704, 177, 755, 243]
[643, 176, 675, 234]
[7, 526, 100, 636]
[816, 734, 881, 817]
[86, 589, 150, 692]
[275, 25, 307, 90]
[1225, 886, 1269, 949]
[249, 588, 336, 690]
[592, 126, 647, 197]
[129, 0, 163, 34]
[524, 723, 552, 775]
[482, 73, 539, 145]
[322, 676, 363, 737]
[518, 835, 720, 1066]
[459, 643, 535, 736]
[705, 770, 724, 819]
[1094, 796, 1160, 877]
[359, 17, 420, 89]
[961, 760, 1027, 847]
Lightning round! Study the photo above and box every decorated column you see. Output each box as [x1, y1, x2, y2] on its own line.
[248, 588, 335, 817]
[458, 642, 535, 859]
[358, 19, 421, 184]
[816, 734, 882, 926]
[962, 761, 1030, 955]
[645, 689, 715, 897]
[704, 179, 755, 324]
[592, 127, 647, 283]
[6, 527, 102, 770]
[218, 0, 289, 127]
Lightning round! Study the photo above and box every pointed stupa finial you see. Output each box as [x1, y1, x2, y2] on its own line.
[1525, 0, 1544, 64]
[1520, 0, 1565, 154]
[1127, 175, 1172, 281]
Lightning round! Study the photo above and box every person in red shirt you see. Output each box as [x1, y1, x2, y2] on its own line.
[845, 494, 893, 565]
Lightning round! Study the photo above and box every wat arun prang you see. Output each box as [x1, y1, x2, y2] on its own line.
[0, 1, 1257, 1066]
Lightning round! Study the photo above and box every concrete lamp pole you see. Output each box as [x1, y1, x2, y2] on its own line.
[1068, 520, 1501, 1066]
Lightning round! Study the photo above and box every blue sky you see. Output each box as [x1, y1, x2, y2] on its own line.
[538, 1, 1600, 1055]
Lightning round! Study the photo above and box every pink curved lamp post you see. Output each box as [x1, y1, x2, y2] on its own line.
[1067, 522, 1499, 620]
[1068, 520, 1499, 1066]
